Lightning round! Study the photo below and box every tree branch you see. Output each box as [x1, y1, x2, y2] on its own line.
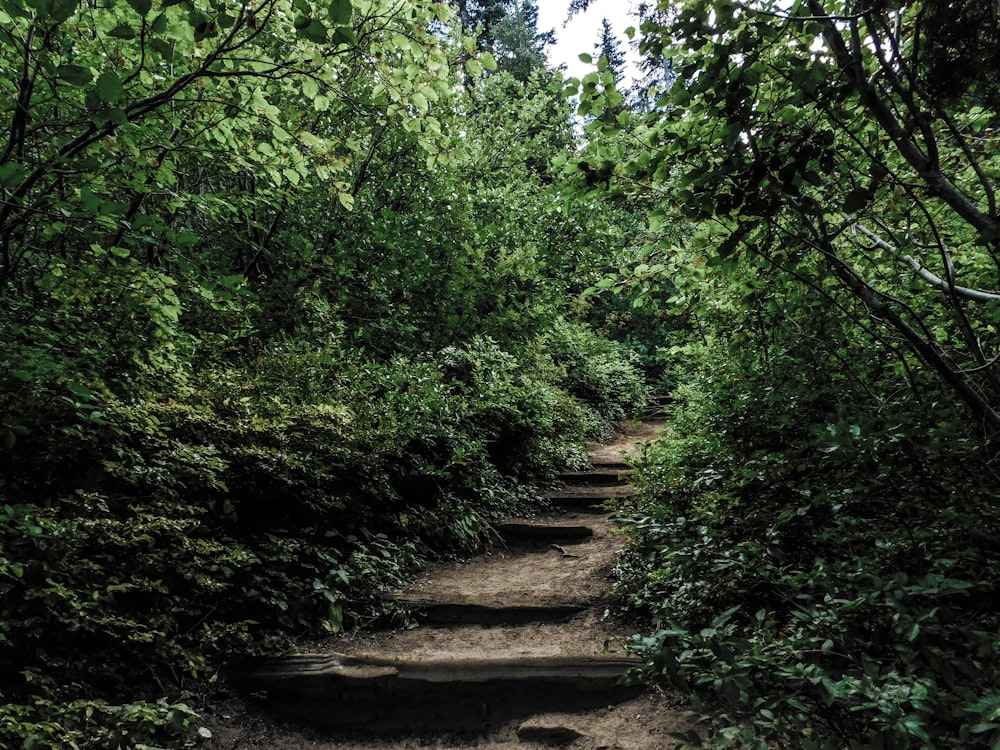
[807, 0, 997, 233]
[850, 221, 1000, 302]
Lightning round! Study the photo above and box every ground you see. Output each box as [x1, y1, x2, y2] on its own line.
[196, 419, 695, 750]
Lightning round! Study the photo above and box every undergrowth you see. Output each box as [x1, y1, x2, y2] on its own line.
[617, 350, 1000, 749]
[1, 325, 646, 749]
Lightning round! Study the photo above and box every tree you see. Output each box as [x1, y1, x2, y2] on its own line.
[493, 0, 554, 81]
[569, 0, 1000, 745]
[596, 0, 1000, 431]
[449, 0, 512, 50]
[595, 17, 627, 82]
[629, 3, 676, 112]
[0, 1, 654, 745]
[450, 0, 553, 81]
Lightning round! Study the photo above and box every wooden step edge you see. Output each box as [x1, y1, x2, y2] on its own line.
[544, 485, 636, 500]
[395, 597, 590, 625]
[557, 469, 634, 484]
[496, 522, 594, 542]
[585, 461, 634, 471]
[228, 653, 646, 732]
[233, 653, 641, 684]
[542, 498, 622, 514]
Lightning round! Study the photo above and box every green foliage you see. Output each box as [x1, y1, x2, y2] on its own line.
[560, 10, 1000, 741]
[541, 320, 648, 438]
[1, 697, 198, 750]
[0, 0, 654, 743]
[616, 301, 1000, 748]
[1, 326, 642, 745]
[578, 0, 1000, 431]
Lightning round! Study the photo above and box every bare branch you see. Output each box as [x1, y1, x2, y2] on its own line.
[901, 255, 1000, 303]
[850, 221, 1000, 302]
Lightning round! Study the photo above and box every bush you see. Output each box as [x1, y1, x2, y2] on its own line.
[1, 323, 645, 747]
[541, 319, 649, 439]
[616, 350, 1000, 749]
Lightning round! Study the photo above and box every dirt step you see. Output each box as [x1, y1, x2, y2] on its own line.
[496, 521, 593, 543]
[323, 611, 631, 662]
[586, 419, 666, 466]
[230, 653, 643, 733]
[393, 527, 620, 619]
[396, 594, 587, 625]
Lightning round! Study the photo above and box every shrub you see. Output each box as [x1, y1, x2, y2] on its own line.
[617, 351, 1000, 749]
[541, 319, 649, 439]
[1, 324, 643, 747]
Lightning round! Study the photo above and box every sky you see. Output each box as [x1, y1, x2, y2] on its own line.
[536, 0, 643, 83]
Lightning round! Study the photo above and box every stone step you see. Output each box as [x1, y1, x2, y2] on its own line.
[230, 653, 643, 733]
[396, 594, 587, 625]
[496, 521, 593, 543]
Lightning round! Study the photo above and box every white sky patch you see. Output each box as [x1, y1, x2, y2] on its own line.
[537, 0, 643, 84]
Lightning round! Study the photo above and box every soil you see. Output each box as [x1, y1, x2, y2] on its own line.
[196, 418, 695, 750]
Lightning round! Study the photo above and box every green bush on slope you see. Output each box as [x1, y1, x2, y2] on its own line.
[0, 329, 646, 748]
[617, 353, 1000, 749]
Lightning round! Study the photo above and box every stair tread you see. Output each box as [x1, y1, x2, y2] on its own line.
[230, 652, 644, 732]
[317, 611, 628, 662]
[239, 652, 639, 682]
[396, 596, 590, 624]
[544, 484, 635, 499]
[496, 521, 593, 541]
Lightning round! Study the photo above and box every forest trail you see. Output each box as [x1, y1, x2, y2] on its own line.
[203, 418, 693, 749]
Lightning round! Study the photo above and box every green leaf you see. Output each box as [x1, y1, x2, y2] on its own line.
[66, 380, 94, 400]
[57, 64, 92, 86]
[392, 32, 410, 51]
[479, 51, 497, 71]
[842, 187, 869, 213]
[331, 26, 357, 45]
[0, 163, 24, 187]
[328, 0, 352, 24]
[325, 602, 344, 633]
[95, 71, 123, 104]
[50, 0, 79, 21]
[150, 38, 174, 62]
[579, 53, 593, 64]
[297, 18, 328, 43]
[126, 0, 151, 15]
[108, 22, 136, 39]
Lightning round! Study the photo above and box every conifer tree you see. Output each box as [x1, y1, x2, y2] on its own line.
[595, 17, 627, 82]
[494, 1, 555, 81]
[450, 0, 553, 82]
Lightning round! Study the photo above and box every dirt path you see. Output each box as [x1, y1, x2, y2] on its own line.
[200, 418, 691, 749]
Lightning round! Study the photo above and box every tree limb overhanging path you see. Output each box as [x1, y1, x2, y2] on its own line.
[215, 417, 694, 749]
